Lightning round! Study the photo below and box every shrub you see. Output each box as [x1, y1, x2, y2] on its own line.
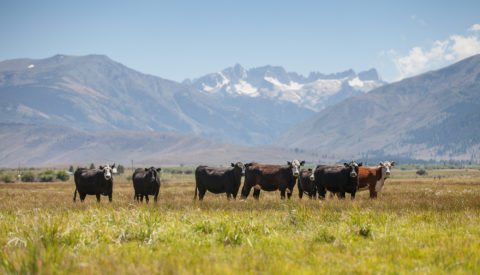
[416, 169, 427, 176]
[117, 165, 125, 174]
[56, 171, 70, 181]
[89, 163, 95, 169]
[38, 170, 56, 182]
[1, 173, 15, 183]
[21, 171, 36, 182]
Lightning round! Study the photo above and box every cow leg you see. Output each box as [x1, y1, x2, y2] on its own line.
[198, 188, 206, 201]
[339, 192, 346, 199]
[298, 183, 303, 199]
[226, 193, 232, 200]
[108, 193, 112, 202]
[351, 191, 356, 200]
[241, 184, 252, 199]
[79, 193, 86, 202]
[318, 186, 326, 200]
[140, 195, 144, 202]
[73, 188, 77, 202]
[145, 195, 149, 203]
[287, 189, 293, 199]
[154, 193, 158, 202]
[96, 194, 101, 202]
[253, 189, 260, 200]
[369, 185, 378, 198]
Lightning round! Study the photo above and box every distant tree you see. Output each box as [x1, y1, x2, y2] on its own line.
[117, 165, 125, 174]
[56, 171, 70, 181]
[21, 171, 36, 182]
[89, 163, 95, 169]
[68, 165, 74, 173]
[38, 170, 56, 182]
[416, 169, 427, 176]
[1, 173, 15, 183]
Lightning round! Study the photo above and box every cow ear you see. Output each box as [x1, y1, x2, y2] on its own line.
[111, 163, 115, 168]
[391, 161, 395, 166]
[379, 161, 383, 166]
[99, 166, 104, 170]
[287, 161, 292, 166]
[300, 160, 305, 166]
[231, 163, 235, 167]
[358, 162, 363, 167]
[308, 168, 312, 172]
[156, 168, 162, 172]
[145, 168, 149, 171]
[344, 163, 348, 167]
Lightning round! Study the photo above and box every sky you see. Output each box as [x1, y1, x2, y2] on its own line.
[1, 0, 480, 82]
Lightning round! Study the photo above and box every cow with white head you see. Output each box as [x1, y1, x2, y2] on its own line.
[357, 161, 395, 198]
[241, 160, 305, 200]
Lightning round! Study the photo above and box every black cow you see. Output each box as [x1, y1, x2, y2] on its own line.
[241, 160, 305, 200]
[73, 164, 115, 202]
[132, 167, 161, 203]
[314, 161, 362, 200]
[298, 168, 316, 199]
[194, 162, 245, 200]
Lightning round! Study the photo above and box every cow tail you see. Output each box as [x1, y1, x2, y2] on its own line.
[73, 188, 77, 202]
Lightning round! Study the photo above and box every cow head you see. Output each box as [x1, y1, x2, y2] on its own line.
[231, 162, 246, 176]
[379, 161, 395, 180]
[287, 160, 305, 178]
[144, 166, 161, 183]
[99, 163, 115, 181]
[308, 168, 315, 181]
[344, 161, 362, 178]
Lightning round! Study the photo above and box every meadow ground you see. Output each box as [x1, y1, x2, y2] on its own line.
[1, 169, 480, 274]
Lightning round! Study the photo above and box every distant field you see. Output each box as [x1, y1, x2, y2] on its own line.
[1, 168, 480, 274]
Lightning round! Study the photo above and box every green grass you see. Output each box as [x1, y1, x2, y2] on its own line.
[0, 169, 480, 274]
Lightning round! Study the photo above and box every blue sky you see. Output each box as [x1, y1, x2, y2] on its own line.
[1, 0, 479, 82]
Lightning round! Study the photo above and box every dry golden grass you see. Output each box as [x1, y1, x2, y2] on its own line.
[0, 169, 479, 274]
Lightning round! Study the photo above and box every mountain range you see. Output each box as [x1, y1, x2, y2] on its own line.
[185, 64, 384, 111]
[1, 53, 479, 166]
[0, 55, 380, 145]
[276, 54, 480, 162]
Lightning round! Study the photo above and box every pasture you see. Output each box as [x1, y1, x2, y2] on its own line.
[1, 168, 480, 274]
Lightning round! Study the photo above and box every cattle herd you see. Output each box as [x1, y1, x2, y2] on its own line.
[73, 160, 395, 202]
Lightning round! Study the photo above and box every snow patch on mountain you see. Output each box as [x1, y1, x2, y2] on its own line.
[264, 77, 304, 91]
[202, 72, 230, 92]
[233, 80, 259, 97]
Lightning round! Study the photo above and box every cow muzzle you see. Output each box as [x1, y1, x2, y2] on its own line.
[386, 171, 391, 177]
[309, 175, 315, 181]
[105, 175, 111, 180]
[350, 172, 357, 177]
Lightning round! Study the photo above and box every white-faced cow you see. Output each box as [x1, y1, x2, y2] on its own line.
[314, 161, 362, 199]
[73, 164, 115, 202]
[298, 168, 316, 199]
[194, 162, 246, 200]
[241, 160, 305, 200]
[358, 161, 395, 198]
[132, 166, 162, 203]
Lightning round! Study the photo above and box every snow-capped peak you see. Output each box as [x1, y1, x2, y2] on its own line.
[189, 65, 386, 111]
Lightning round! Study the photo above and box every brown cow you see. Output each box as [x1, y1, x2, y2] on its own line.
[358, 161, 395, 198]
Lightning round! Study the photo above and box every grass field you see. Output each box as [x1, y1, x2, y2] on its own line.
[1, 169, 480, 274]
